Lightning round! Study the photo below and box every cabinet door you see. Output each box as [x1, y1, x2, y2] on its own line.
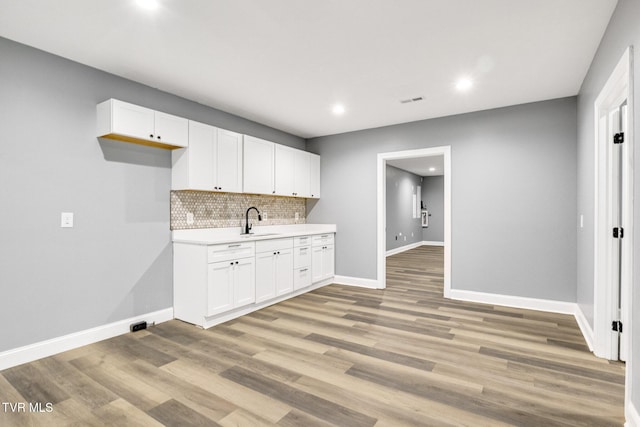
[215, 129, 243, 193]
[234, 257, 255, 308]
[275, 248, 294, 296]
[255, 251, 276, 303]
[311, 246, 324, 283]
[309, 153, 321, 198]
[294, 150, 310, 198]
[323, 245, 335, 279]
[111, 100, 154, 140]
[207, 261, 234, 316]
[274, 145, 296, 196]
[154, 111, 188, 147]
[243, 136, 274, 195]
[182, 121, 215, 190]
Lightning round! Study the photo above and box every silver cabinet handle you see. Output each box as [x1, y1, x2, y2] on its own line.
[228, 244, 241, 248]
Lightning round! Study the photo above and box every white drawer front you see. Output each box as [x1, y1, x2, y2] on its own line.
[255, 237, 293, 254]
[294, 267, 312, 290]
[294, 235, 311, 247]
[312, 233, 334, 246]
[208, 242, 255, 263]
[293, 245, 311, 269]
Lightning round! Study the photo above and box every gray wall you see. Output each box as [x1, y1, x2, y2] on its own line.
[385, 165, 422, 251]
[307, 97, 577, 302]
[0, 37, 304, 353]
[421, 175, 444, 242]
[575, 0, 640, 411]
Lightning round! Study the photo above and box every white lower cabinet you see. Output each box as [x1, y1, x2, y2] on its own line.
[174, 231, 334, 328]
[312, 233, 335, 283]
[255, 238, 293, 303]
[207, 257, 255, 316]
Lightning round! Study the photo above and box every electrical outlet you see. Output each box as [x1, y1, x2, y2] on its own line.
[404, 236, 407, 241]
[263, 212, 268, 220]
[61, 212, 74, 228]
[186, 212, 194, 225]
[295, 212, 299, 220]
[580, 214, 584, 228]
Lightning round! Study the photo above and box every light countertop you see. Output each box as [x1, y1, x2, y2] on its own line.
[172, 224, 337, 245]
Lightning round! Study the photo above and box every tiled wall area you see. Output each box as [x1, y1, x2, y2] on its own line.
[171, 191, 307, 230]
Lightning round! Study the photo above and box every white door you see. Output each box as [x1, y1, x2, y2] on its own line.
[207, 261, 234, 316]
[311, 246, 324, 283]
[275, 249, 294, 296]
[255, 251, 276, 303]
[111, 100, 154, 140]
[188, 121, 215, 190]
[309, 153, 321, 198]
[154, 111, 188, 147]
[593, 48, 633, 362]
[234, 258, 255, 308]
[609, 103, 628, 362]
[215, 129, 243, 193]
[274, 145, 295, 196]
[243, 136, 274, 195]
[294, 150, 311, 198]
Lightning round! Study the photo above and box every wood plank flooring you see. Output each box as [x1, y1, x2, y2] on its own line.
[0, 246, 625, 426]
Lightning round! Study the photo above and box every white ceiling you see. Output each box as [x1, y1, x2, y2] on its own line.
[388, 156, 444, 177]
[0, 0, 617, 138]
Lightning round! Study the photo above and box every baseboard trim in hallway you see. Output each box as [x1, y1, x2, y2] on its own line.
[626, 400, 640, 427]
[449, 289, 576, 315]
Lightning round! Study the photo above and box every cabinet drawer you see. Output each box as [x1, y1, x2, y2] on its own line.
[294, 235, 311, 247]
[255, 237, 293, 253]
[294, 267, 312, 290]
[208, 242, 255, 263]
[293, 245, 311, 269]
[312, 233, 334, 246]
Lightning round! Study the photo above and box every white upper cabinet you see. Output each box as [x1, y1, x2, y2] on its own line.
[97, 99, 188, 149]
[172, 121, 242, 192]
[274, 145, 296, 196]
[274, 145, 313, 198]
[215, 128, 243, 193]
[243, 135, 275, 195]
[294, 149, 311, 198]
[309, 153, 321, 199]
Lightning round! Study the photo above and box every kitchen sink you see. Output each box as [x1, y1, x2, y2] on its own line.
[239, 233, 281, 238]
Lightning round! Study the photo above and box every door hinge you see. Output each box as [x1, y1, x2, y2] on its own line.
[614, 132, 624, 144]
[613, 227, 624, 238]
[612, 320, 623, 333]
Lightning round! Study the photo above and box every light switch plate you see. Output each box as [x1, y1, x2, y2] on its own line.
[186, 212, 194, 225]
[61, 212, 74, 228]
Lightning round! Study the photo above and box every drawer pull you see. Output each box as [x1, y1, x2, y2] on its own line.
[300, 268, 308, 272]
[228, 244, 241, 248]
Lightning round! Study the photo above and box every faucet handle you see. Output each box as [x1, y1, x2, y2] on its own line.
[248, 223, 253, 231]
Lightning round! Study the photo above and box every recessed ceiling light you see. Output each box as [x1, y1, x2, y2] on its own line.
[455, 78, 473, 91]
[429, 167, 436, 172]
[136, 0, 159, 10]
[332, 104, 345, 115]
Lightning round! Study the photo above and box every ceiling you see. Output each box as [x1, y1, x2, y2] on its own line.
[0, 0, 617, 139]
[388, 156, 444, 177]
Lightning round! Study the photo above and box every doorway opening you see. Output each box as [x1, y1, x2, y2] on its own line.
[376, 146, 451, 292]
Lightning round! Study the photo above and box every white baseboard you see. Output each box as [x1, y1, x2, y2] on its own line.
[386, 241, 424, 257]
[574, 304, 595, 352]
[333, 275, 381, 289]
[0, 308, 174, 371]
[422, 240, 445, 247]
[626, 400, 640, 427]
[448, 289, 576, 314]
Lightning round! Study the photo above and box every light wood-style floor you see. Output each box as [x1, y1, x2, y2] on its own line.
[0, 246, 625, 426]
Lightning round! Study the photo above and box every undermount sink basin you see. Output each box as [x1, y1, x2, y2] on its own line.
[239, 233, 281, 238]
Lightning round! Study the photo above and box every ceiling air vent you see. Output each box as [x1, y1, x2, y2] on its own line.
[400, 96, 424, 104]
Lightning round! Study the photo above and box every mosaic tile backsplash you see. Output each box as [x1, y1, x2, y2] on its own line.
[171, 191, 307, 230]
